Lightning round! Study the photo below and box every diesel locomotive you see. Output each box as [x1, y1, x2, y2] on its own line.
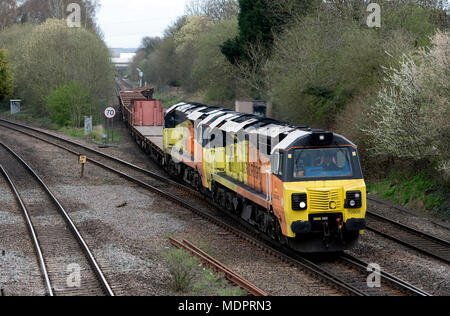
[162, 103, 366, 252]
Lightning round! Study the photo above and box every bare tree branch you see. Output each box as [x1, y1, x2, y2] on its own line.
[185, 0, 239, 21]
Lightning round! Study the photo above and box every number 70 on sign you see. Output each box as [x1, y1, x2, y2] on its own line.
[104, 107, 116, 119]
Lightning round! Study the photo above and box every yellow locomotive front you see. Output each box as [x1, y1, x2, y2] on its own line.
[271, 131, 366, 252]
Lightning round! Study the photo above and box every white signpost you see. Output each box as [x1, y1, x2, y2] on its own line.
[84, 116, 92, 135]
[10, 99, 22, 115]
[104, 107, 116, 143]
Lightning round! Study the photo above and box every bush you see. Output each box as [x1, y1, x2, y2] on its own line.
[382, 3, 439, 47]
[267, 12, 401, 127]
[162, 248, 199, 293]
[45, 81, 92, 128]
[3, 19, 114, 116]
[365, 31, 450, 180]
[0, 49, 13, 101]
[192, 19, 238, 103]
[367, 168, 448, 214]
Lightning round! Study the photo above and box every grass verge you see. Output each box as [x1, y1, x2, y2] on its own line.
[161, 247, 247, 296]
[367, 169, 450, 218]
[58, 125, 123, 144]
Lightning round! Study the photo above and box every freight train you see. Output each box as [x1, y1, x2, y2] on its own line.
[118, 86, 366, 253]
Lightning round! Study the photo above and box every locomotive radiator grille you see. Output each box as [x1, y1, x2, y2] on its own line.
[308, 189, 342, 211]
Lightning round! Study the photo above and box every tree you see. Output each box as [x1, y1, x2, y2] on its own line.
[17, 0, 100, 33]
[140, 36, 180, 87]
[173, 16, 214, 91]
[192, 19, 239, 102]
[0, 49, 13, 101]
[265, 6, 421, 127]
[221, 0, 316, 65]
[0, 0, 17, 30]
[185, 0, 239, 21]
[128, 36, 162, 81]
[45, 80, 91, 127]
[12, 19, 114, 116]
[140, 36, 162, 56]
[220, 0, 317, 99]
[132, 16, 188, 86]
[365, 31, 450, 179]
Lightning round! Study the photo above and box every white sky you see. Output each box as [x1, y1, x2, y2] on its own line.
[97, 0, 187, 48]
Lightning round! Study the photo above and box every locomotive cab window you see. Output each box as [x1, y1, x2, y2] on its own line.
[271, 152, 284, 176]
[293, 148, 354, 179]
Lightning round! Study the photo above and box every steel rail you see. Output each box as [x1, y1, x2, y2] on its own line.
[0, 120, 432, 296]
[365, 212, 450, 264]
[367, 195, 450, 231]
[339, 253, 432, 296]
[0, 165, 54, 296]
[0, 141, 114, 296]
[367, 211, 450, 246]
[169, 238, 268, 297]
[0, 120, 175, 185]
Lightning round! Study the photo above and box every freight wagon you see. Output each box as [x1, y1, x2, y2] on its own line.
[118, 87, 165, 164]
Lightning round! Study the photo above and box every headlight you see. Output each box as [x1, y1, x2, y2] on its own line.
[345, 191, 362, 208]
[292, 193, 307, 211]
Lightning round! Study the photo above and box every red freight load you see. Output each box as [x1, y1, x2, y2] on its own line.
[133, 100, 164, 126]
[119, 87, 164, 127]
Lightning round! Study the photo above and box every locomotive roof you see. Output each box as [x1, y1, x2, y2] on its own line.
[167, 103, 355, 152]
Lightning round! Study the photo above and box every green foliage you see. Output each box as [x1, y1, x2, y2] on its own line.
[162, 246, 247, 295]
[0, 101, 9, 112]
[0, 49, 13, 101]
[185, 0, 240, 21]
[265, 0, 443, 128]
[142, 35, 180, 87]
[153, 89, 182, 108]
[58, 124, 108, 142]
[193, 268, 246, 296]
[130, 14, 239, 105]
[365, 31, 450, 179]
[383, 3, 439, 47]
[1, 20, 114, 117]
[221, 36, 244, 65]
[221, 0, 315, 64]
[267, 12, 404, 127]
[367, 169, 448, 215]
[162, 248, 199, 293]
[192, 19, 238, 102]
[45, 81, 92, 128]
[1, 0, 100, 33]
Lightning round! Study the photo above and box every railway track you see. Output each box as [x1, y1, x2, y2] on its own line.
[365, 211, 450, 264]
[169, 237, 268, 297]
[0, 119, 435, 296]
[0, 141, 114, 296]
[1, 118, 448, 265]
[116, 77, 134, 90]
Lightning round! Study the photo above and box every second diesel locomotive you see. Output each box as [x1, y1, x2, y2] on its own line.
[162, 103, 366, 252]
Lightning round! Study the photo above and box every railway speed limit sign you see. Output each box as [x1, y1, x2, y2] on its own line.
[104, 107, 116, 119]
